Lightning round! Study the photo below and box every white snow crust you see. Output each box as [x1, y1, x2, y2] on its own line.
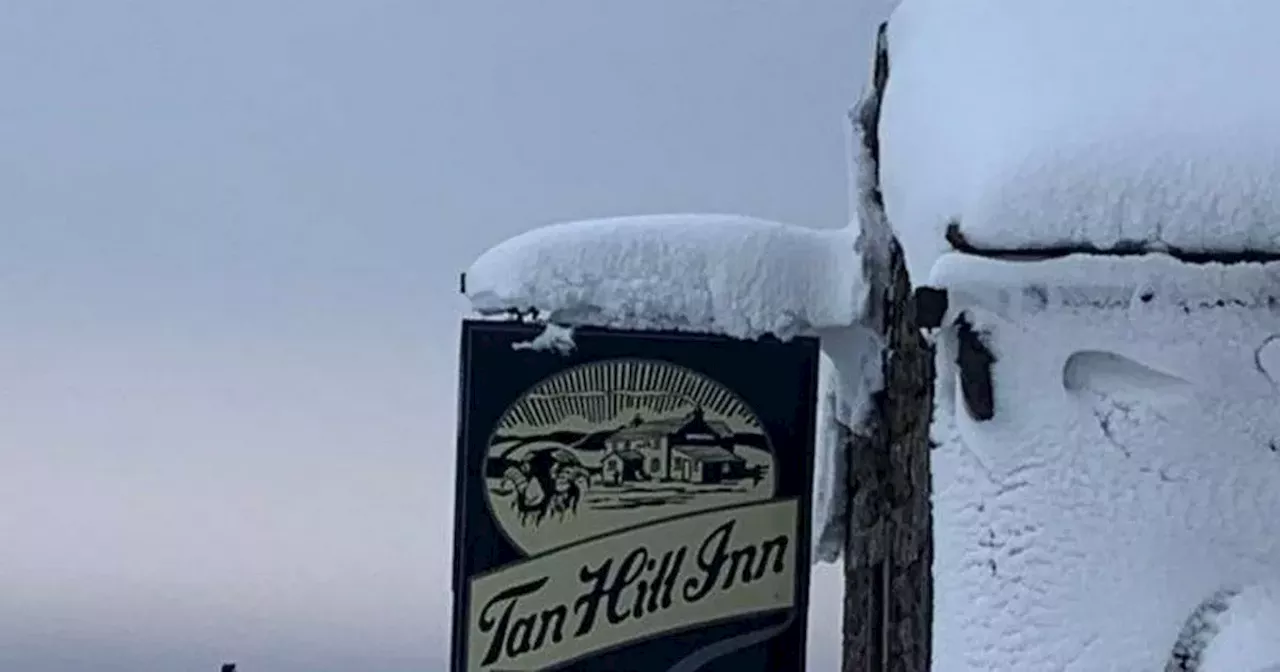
[510, 323, 576, 355]
[812, 327, 882, 563]
[929, 254, 1280, 671]
[466, 214, 867, 341]
[879, 0, 1280, 280]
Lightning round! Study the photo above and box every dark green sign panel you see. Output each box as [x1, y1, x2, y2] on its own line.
[452, 320, 818, 672]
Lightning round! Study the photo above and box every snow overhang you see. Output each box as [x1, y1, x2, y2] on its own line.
[462, 214, 868, 341]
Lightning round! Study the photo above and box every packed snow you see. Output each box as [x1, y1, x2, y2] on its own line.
[878, 0, 1280, 280]
[465, 214, 868, 341]
[928, 253, 1280, 671]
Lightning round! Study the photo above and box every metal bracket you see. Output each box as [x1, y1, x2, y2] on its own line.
[913, 286, 995, 420]
[912, 286, 948, 329]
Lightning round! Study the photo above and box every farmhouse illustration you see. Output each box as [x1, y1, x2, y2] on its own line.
[484, 358, 777, 556]
[600, 407, 757, 486]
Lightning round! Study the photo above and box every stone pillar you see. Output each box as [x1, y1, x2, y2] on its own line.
[842, 240, 934, 672]
[842, 20, 935, 672]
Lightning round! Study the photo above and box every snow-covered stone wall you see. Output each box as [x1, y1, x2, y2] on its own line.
[928, 253, 1280, 671]
[863, 1, 1280, 666]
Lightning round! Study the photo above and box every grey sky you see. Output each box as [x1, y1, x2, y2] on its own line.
[2, 1, 891, 669]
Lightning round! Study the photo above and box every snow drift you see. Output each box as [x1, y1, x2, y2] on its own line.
[879, 0, 1280, 280]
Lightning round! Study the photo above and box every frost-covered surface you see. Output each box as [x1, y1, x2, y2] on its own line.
[510, 323, 576, 355]
[812, 326, 882, 563]
[879, 0, 1280, 280]
[927, 252, 1280, 320]
[929, 253, 1280, 671]
[1198, 583, 1280, 672]
[466, 214, 867, 341]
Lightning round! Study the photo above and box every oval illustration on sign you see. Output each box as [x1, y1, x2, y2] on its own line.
[485, 359, 776, 556]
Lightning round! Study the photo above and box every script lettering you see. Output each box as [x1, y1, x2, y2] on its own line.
[683, 519, 790, 601]
[477, 577, 569, 666]
[467, 500, 799, 671]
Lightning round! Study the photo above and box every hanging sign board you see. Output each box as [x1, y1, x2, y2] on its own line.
[451, 320, 819, 672]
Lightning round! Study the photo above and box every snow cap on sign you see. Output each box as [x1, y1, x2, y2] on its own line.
[465, 214, 868, 341]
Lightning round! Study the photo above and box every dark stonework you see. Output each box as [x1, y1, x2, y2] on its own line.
[842, 411, 885, 672]
[843, 18, 935, 672]
[842, 240, 935, 672]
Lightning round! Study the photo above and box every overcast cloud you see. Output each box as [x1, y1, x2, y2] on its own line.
[1, 1, 891, 669]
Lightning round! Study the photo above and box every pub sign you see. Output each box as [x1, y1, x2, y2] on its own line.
[452, 320, 819, 671]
